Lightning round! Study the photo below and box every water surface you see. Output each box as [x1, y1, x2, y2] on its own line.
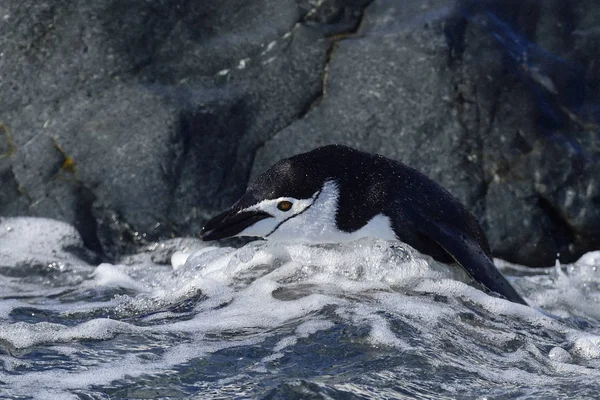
[1, 217, 599, 399]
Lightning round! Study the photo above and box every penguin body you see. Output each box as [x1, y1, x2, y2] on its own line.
[201, 145, 526, 305]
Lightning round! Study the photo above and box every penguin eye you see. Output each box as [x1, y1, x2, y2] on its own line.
[277, 201, 293, 212]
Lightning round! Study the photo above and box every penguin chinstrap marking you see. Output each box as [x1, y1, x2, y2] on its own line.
[201, 145, 527, 305]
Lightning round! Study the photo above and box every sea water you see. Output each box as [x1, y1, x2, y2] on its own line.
[1, 217, 599, 399]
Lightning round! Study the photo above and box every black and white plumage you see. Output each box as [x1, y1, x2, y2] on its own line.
[201, 145, 526, 305]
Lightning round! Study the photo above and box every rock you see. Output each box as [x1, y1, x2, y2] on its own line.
[11, 134, 63, 200]
[253, 0, 487, 218]
[483, 179, 560, 265]
[0, 158, 28, 215]
[169, 23, 331, 237]
[4, 132, 101, 252]
[52, 84, 182, 237]
[0, 0, 372, 259]
[454, 0, 600, 265]
[0, 0, 598, 266]
[253, 0, 600, 266]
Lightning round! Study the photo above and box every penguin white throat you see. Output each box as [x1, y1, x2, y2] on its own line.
[239, 180, 396, 243]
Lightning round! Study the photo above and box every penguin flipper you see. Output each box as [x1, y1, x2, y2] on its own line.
[418, 221, 527, 305]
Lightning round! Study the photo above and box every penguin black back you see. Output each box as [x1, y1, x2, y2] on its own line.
[250, 145, 486, 261]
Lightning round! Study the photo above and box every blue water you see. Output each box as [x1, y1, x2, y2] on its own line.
[1, 218, 600, 399]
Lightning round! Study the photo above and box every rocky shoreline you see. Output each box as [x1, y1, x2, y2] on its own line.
[1, 0, 598, 266]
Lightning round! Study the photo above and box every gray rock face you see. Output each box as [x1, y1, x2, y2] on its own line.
[0, 0, 371, 259]
[0, 0, 598, 266]
[253, 0, 600, 266]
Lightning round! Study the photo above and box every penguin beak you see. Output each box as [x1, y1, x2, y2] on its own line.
[200, 208, 272, 241]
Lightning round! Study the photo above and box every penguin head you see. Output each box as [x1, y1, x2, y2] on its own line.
[201, 145, 396, 242]
[200, 151, 331, 241]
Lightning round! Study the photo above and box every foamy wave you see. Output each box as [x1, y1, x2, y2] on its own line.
[1, 218, 600, 398]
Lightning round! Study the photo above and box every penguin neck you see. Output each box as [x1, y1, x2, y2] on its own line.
[266, 180, 397, 243]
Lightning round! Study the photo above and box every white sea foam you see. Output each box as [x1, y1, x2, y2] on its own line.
[0, 217, 87, 266]
[498, 252, 600, 320]
[93, 263, 147, 291]
[1, 217, 600, 398]
[0, 319, 139, 349]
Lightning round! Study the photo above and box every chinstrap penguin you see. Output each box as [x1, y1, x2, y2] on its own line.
[201, 145, 527, 305]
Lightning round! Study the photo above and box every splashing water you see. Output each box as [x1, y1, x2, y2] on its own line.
[1, 217, 599, 399]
